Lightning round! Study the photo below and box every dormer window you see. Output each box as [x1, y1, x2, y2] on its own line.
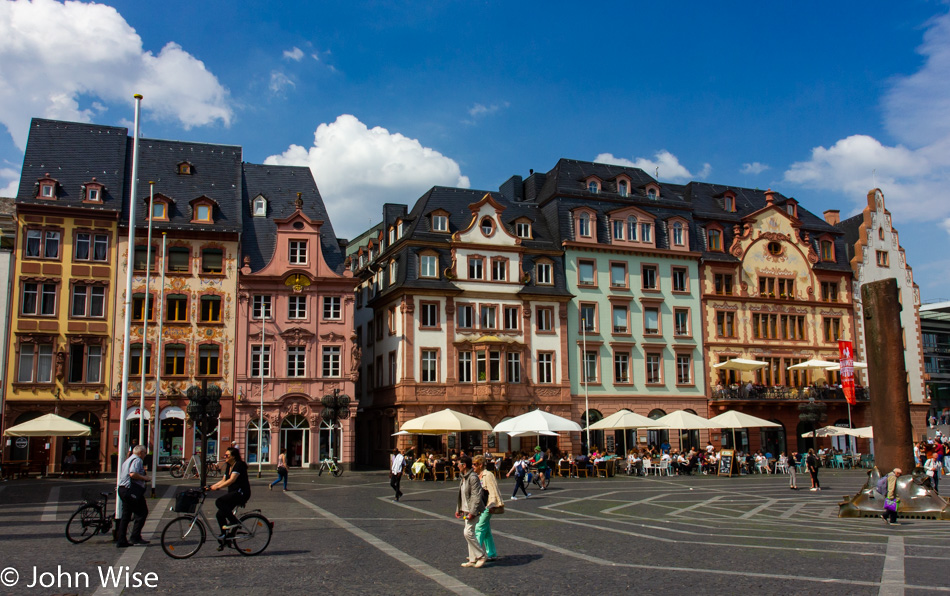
[389, 227, 395, 245]
[177, 162, 193, 175]
[252, 195, 267, 217]
[397, 220, 404, 238]
[627, 216, 638, 241]
[480, 217, 495, 236]
[786, 201, 798, 218]
[588, 181, 599, 193]
[578, 213, 591, 237]
[671, 221, 685, 246]
[618, 180, 628, 197]
[87, 188, 99, 202]
[724, 193, 736, 212]
[36, 174, 58, 199]
[195, 205, 212, 222]
[432, 213, 448, 232]
[190, 197, 215, 224]
[707, 228, 723, 252]
[82, 179, 104, 204]
[151, 201, 168, 220]
[515, 220, 532, 239]
[647, 187, 658, 200]
[41, 184, 54, 197]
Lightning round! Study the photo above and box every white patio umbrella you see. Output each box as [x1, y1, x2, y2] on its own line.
[507, 430, 558, 438]
[586, 409, 661, 455]
[712, 358, 769, 371]
[4, 413, 91, 437]
[652, 410, 716, 452]
[400, 408, 492, 433]
[492, 409, 582, 434]
[800, 425, 848, 438]
[708, 410, 780, 451]
[843, 426, 873, 438]
[823, 361, 869, 371]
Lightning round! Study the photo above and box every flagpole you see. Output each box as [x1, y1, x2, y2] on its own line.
[582, 311, 590, 454]
[258, 318, 265, 477]
[150, 232, 166, 498]
[139, 183, 155, 447]
[115, 94, 142, 524]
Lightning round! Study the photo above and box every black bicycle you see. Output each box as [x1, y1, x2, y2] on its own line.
[65, 490, 113, 543]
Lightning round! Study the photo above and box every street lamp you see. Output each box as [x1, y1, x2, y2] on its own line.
[320, 389, 351, 462]
[186, 381, 221, 488]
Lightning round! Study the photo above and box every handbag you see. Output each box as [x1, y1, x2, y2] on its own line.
[883, 498, 899, 513]
[489, 505, 505, 515]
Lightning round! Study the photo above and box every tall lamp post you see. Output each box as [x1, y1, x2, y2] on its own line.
[186, 381, 221, 488]
[320, 389, 351, 462]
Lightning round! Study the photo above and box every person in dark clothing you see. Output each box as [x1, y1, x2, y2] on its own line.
[116, 445, 150, 547]
[806, 448, 821, 491]
[208, 447, 251, 549]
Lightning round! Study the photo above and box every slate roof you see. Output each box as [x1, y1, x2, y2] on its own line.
[351, 185, 572, 303]
[0, 196, 14, 217]
[835, 213, 864, 264]
[241, 163, 345, 274]
[16, 118, 128, 212]
[122, 137, 243, 234]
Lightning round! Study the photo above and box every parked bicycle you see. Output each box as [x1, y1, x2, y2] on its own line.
[317, 456, 343, 477]
[161, 488, 272, 558]
[65, 490, 113, 543]
[169, 455, 220, 479]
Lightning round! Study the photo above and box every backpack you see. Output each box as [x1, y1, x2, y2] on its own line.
[875, 475, 888, 496]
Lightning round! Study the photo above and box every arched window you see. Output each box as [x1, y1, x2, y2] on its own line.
[672, 221, 684, 246]
[580, 410, 604, 454]
[618, 180, 628, 197]
[647, 409, 669, 448]
[588, 181, 599, 193]
[480, 217, 494, 236]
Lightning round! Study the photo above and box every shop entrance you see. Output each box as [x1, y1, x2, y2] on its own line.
[281, 415, 309, 467]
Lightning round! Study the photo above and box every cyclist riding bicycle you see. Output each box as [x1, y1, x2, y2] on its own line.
[206, 446, 251, 550]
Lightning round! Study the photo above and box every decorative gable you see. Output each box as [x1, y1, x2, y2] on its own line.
[604, 205, 656, 247]
[583, 175, 603, 194]
[571, 206, 597, 243]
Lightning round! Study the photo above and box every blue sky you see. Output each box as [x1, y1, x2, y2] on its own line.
[2, 0, 949, 300]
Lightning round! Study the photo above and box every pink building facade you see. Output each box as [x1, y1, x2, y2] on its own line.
[234, 165, 357, 468]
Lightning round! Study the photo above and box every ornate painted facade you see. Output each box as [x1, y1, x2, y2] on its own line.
[350, 188, 572, 466]
[234, 164, 356, 468]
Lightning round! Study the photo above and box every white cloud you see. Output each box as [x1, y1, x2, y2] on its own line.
[0, 167, 19, 196]
[264, 114, 470, 239]
[594, 150, 709, 182]
[283, 47, 304, 61]
[0, 0, 233, 149]
[463, 102, 509, 124]
[784, 9, 950, 228]
[741, 162, 770, 175]
[269, 71, 295, 94]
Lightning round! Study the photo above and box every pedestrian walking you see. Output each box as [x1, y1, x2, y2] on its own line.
[788, 451, 799, 490]
[806, 448, 820, 491]
[116, 444, 150, 547]
[924, 451, 943, 493]
[269, 448, 288, 491]
[454, 455, 486, 568]
[390, 448, 405, 501]
[506, 452, 530, 500]
[881, 468, 902, 525]
[473, 455, 502, 563]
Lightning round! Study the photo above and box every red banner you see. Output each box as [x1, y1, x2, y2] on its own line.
[838, 340, 856, 406]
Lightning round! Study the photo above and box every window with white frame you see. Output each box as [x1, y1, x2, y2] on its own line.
[671, 221, 685, 246]
[676, 354, 692, 384]
[71, 285, 105, 318]
[537, 307, 553, 332]
[536, 262, 552, 285]
[458, 304, 474, 328]
[612, 305, 628, 334]
[516, 222, 531, 238]
[674, 308, 690, 336]
[580, 303, 596, 332]
[468, 257, 484, 280]
[578, 213, 592, 237]
[420, 254, 438, 278]
[614, 352, 630, 383]
[618, 180, 628, 197]
[627, 216, 638, 241]
[672, 267, 688, 292]
[537, 352, 554, 383]
[504, 306, 519, 330]
[507, 353, 521, 383]
[322, 346, 341, 377]
[610, 263, 627, 288]
[287, 346, 306, 377]
[640, 222, 653, 243]
[480, 305, 497, 329]
[67, 343, 102, 384]
[289, 240, 308, 265]
[74, 233, 109, 261]
[583, 350, 598, 382]
[458, 351, 473, 383]
[251, 345, 271, 377]
[253, 196, 267, 217]
[491, 259, 507, 281]
[642, 265, 657, 290]
[578, 260, 595, 285]
[421, 350, 438, 382]
[252, 295, 272, 319]
[288, 295, 307, 319]
[644, 307, 660, 335]
[646, 353, 662, 384]
[25, 229, 60, 259]
[612, 220, 624, 240]
[323, 296, 341, 320]
[432, 214, 448, 232]
[17, 343, 54, 383]
[22, 283, 57, 316]
[421, 302, 439, 327]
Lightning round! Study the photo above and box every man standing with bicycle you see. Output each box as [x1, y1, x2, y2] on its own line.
[116, 445, 150, 548]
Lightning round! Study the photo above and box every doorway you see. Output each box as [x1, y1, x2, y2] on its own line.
[281, 414, 309, 467]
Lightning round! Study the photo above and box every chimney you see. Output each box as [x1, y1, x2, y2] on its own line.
[823, 210, 840, 226]
[764, 189, 776, 206]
